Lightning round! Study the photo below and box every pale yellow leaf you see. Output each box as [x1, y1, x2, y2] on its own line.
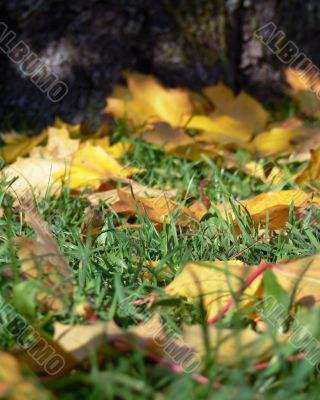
[166, 261, 258, 320]
[3, 158, 64, 199]
[0, 352, 50, 400]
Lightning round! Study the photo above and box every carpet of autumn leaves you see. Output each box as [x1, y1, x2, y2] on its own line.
[1, 68, 320, 398]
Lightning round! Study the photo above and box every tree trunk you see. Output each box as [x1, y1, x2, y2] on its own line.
[1, 0, 319, 129]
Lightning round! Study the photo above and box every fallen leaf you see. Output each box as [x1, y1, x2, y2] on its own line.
[0, 131, 47, 164]
[87, 181, 177, 206]
[166, 254, 320, 322]
[217, 189, 311, 230]
[111, 189, 204, 227]
[29, 126, 79, 161]
[272, 253, 320, 304]
[54, 142, 141, 190]
[0, 352, 51, 399]
[88, 138, 132, 159]
[166, 260, 258, 320]
[105, 73, 194, 127]
[53, 117, 82, 138]
[296, 145, 320, 185]
[185, 115, 252, 145]
[285, 68, 312, 91]
[142, 122, 194, 152]
[2, 125, 82, 199]
[182, 324, 273, 366]
[14, 208, 73, 311]
[291, 127, 320, 162]
[54, 321, 122, 363]
[286, 68, 320, 118]
[203, 82, 269, 133]
[251, 126, 304, 156]
[3, 158, 64, 199]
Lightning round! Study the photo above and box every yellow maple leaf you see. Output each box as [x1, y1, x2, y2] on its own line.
[0, 130, 47, 164]
[106, 73, 194, 127]
[166, 254, 320, 321]
[54, 142, 141, 189]
[166, 260, 258, 320]
[203, 82, 269, 133]
[251, 126, 304, 156]
[3, 125, 80, 198]
[184, 115, 252, 145]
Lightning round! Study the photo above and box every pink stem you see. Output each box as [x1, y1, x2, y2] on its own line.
[254, 352, 305, 370]
[208, 262, 273, 325]
[199, 178, 211, 209]
[111, 337, 222, 388]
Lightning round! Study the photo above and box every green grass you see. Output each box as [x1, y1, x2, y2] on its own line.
[1, 123, 320, 399]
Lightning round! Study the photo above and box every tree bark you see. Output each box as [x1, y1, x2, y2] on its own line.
[1, 0, 319, 129]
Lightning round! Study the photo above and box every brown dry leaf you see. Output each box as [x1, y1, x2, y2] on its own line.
[111, 189, 205, 227]
[203, 82, 269, 133]
[296, 145, 320, 185]
[291, 127, 320, 162]
[105, 73, 194, 127]
[14, 209, 73, 311]
[218, 189, 311, 230]
[11, 330, 77, 377]
[285, 68, 320, 118]
[142, 122, 194, 152]
[0, 352, 51, 400]
[188, 200, 208, 221]
[87, 181, 177, 206]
